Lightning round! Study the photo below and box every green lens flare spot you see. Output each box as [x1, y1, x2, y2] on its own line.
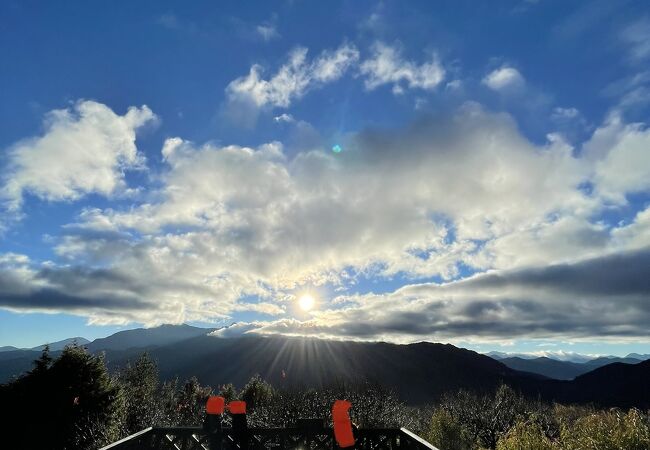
[332, 144, 342, 153]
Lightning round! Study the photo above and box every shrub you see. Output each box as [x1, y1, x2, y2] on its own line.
[240, 374, 275, 409]
[440, 385, 540, 449]
[496, 420, 555, 450]
[559, 408, 650, 450]
[425, 408, 474, 450]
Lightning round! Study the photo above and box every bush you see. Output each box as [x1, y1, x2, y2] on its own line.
[440, 385, 543, 449]
[559, 408, 650, 450]
[496, 420, 555, 450]
[240, 374, 274, 409]
[425, 408, 474, 450]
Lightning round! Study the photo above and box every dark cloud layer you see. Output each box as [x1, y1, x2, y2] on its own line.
[0, 266, 150, 314]
[247, 247, 650, 341]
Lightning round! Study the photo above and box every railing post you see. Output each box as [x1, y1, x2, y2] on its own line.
[204, 396, 226, 450]
[332, 400, 356, 449]
[229, 400, 248, 450]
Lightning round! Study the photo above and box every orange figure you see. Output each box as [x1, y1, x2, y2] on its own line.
[332, 400, 355, 448]
[228, 400, 247, 414]
[205, 396, 226, 415]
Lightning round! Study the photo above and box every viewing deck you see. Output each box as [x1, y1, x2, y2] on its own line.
[101, 397, 439, 450]
[101, 425, 438, 450]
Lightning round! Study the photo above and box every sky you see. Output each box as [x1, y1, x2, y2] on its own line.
[1, 0, 650, 356]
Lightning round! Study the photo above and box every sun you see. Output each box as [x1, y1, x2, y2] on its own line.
[298, 294, 316, 311]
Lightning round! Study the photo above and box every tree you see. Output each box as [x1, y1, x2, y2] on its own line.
[118, 353, 161, 434]
[0, 345, 122, 450]
[176, 376, 212, 425]
[219, 383, 238, 402]
[240, 374, 274, 409]
[158, 378, 180, 426]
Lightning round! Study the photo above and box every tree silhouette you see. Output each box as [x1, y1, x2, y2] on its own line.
[0, 344, 122, 449]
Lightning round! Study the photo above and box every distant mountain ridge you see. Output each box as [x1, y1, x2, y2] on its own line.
[495, 356, 645, 380]
[31, 337, 90, 352]
[0, 346, 19, 353]
[87, 324, 214, 352]
[487, 351, 599, 363]
[0, 324, 214, 382]
[1, 325, 649, 408]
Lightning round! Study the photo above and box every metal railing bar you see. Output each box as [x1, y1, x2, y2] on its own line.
[99, 427, 153, 449]
[399, 428, 440, 450]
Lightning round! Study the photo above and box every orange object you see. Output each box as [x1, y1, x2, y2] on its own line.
[228, 400, 247, 414]
[332, 400, 355, 448]
[206, 396, 226, 415]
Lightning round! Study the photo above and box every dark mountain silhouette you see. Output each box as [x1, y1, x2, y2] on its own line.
[2, 325, 650, 408]
[31, 337, 90, 352]
[87, 324, 214, 352]
[531, 360, 650, 409]
[498, 355, 643, 380]
[105, 335, 525, 404]
[0, 324, 213, 381]
[0, 346, 19, 352]
[569, 360, 650, 407]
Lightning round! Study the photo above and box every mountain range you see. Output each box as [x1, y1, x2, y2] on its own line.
[1, 325, 649, 408]
[491, 355, 648, 380]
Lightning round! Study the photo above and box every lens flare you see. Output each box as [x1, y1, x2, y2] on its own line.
[332, 144, 342, 153]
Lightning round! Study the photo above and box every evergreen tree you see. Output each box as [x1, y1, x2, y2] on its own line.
[240, 374, 274, 409]
[176, 376, 212, 425]
[0, 345, 122, 450]
[118, 352, 161, 434]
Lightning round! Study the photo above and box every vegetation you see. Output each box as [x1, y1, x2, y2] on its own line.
[1, 345, 648, 449]
[428, 386, 650, 450]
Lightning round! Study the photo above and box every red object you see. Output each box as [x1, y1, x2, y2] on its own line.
[228, 400, 247, 414]
[332, 400, 355, 448]
[206, 396, 226, 415]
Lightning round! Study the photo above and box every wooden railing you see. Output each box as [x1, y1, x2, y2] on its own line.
[101, 425, 440, 450]
[101, 396, 440, 450]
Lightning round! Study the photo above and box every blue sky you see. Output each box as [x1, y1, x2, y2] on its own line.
[1, 0, 650, 357]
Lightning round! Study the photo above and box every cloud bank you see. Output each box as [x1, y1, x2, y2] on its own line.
[2, 98, 650, 342]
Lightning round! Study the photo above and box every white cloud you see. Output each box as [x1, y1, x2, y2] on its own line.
[35, 105, 591, 323]
[256, 24, 279, 42]
[225, 43, 359, 110]
[620, 17, 650, 63]
[583, 113, 650, 203]
[552, 107, 580, 120]
[274, 113, 295, 123]
[4, 104, 650, 339]
[482, 66, 525, 91]
[1, 101, 156, 212]
[359, 43, 445, 94]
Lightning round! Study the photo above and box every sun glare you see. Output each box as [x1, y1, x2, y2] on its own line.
[298, 294, 316, 311]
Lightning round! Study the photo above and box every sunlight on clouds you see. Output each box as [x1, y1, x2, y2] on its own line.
[1, 101, 156, 213]
[2, 100, 650, 341]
